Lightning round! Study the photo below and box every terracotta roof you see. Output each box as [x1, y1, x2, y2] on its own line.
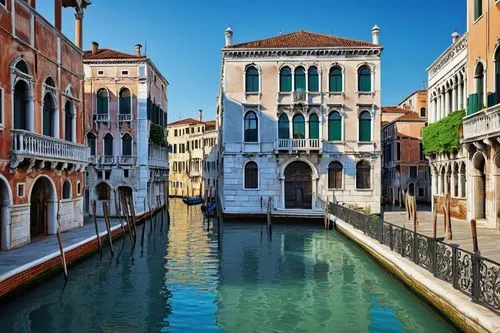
[381, 106, 412, 114]
[395, 112, 426, 122]
[229, 31, 378, 49]
[168, 118, 204, 126]
[83, 48, 146, 60]
[204, 120, 216, 131]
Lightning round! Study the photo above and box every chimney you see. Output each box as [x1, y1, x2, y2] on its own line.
[91, 41, 99, 55]
[55, 0, 62, 31]
[452, 31, 460, 44]
[28, 0, 36, 9]
[224, 27, 233, 47]
[372, 25, 380, 45]
[198, 109, 203, 122]
[135, 44, 142, 56]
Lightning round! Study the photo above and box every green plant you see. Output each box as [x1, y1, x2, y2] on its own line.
[422, 110, 465, 156]
[150, 124, 166, 146]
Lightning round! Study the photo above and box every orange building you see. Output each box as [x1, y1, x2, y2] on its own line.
[0, 0, 90, 249]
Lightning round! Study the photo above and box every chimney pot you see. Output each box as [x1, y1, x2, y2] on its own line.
[371, 25, 380, 45]
[135, 44, 142, 56]
[224, 27, 233, 47]
[92, 41, 99, 55]
[198, 109, 203, 122]
[452, 31, 460, 44]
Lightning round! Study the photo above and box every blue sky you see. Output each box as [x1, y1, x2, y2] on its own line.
[38, 0, 465, 122]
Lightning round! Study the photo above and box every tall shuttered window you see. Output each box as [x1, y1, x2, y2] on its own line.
[359, 111, 371, 142]
[87, 133, 96, 156]
[119, 88, 131, 115]
[328, 111, 342, 141]
[496, 49, 500, 105]
[104, 133, 113, 156]
[475, 63, 484, 109]
[278, 113, 290, 139]
[294, 67, 306, 91]
[244, 162, 258, 189]
[356, 160, 371, 189]
[308, 66, 319, 92]
[474, 0, 482, 20]
[293, 114, 305, 139]
[280, 67, 292, 92]
[309, 113, 319, 139]
[244, 111, 258, 142]
[329, 66, 342, 92]
[246, 66, 259, 93]
[97, 89, 108, 114]
[122, 133, 132, 156]
[358, 66, 371, 92]
[328, 162, 343, 189]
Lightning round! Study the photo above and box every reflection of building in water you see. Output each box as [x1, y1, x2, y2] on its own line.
[167, 111, 218, 198]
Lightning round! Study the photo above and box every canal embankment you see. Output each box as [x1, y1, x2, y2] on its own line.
[0, 207, 165, 301]
[329, 211, 500, 333]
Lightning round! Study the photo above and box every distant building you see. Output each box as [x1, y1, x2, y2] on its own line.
[217, 28, 383, 216]
[167, 112, 218, 198]
[0, 0, 91, 250]
[83, 42, 169, 217]
[462, 0, 500, 228]
[381, 90, 430, 205]
[426, 31, 468, 220]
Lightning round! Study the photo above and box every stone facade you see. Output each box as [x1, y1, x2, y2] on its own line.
[218, 28, 383, 215]
[83, 43, 168, 217]
[0, 0, 90, 249]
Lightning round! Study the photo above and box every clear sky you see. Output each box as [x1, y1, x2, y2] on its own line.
[37, 0, 466, 122]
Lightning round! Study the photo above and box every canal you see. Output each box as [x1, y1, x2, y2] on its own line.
[0, 199, 457, 332]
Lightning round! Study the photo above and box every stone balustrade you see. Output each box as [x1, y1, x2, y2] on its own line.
[275, 138, 321, 152]
[463, 103, 500, 141]
[149, 144, 168, 169]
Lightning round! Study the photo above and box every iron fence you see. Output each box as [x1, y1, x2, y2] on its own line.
[328, 202, 500, 314]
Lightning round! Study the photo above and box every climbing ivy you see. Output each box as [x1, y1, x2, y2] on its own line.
[150, 123, 166, 146]
[422, 110, 465, 156]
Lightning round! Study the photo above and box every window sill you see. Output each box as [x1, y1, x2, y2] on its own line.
[245, 92, 260, 96]
[356, 188, 373, 192]
[243, 188, 260, 191]
[357, 91, 374, 95]
[328, 188, 344, 191]
[473, 14, 483, 24]
[328, 91, 344, 96]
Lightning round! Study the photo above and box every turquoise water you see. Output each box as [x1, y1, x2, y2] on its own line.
[0, 199, 456, 332]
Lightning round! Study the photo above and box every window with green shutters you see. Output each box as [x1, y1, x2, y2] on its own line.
[87, 133, 96, 156]
[122, 133, 132, 156]
[328, 111, 342, 141]
[359, 111, 371, 142]
[293, 114, 305, 139]
[244, 111, 258, 142]
[474, 0, 482, 20]
[65, 101, 73, 142]
[43, 93, 55, 137]
[278, 113, 290, 139]
[119, 88, 131, 114]
[358, 66, 371, 92]
[97, 89, 108, 114]
[329, 66, 342, 92]
[104, 133, 113, 156]
[309, 113, 319, 139]
[308, 66, 319, 92]
[246, 66, 259, 93]
[475, 63, 484, 109]
[294, 67, 306, 91]
[280, 67, 292, 92]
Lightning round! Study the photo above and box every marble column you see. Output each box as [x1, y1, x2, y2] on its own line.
[280, 177, 285, 209]
[437, 96, 441, 121]
[445, 89, 451, 116]
[452, 84, 457, 112]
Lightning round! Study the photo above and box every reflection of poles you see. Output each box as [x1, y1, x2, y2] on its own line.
[91, 200, 102, 250]
[56, 200, 68, 280]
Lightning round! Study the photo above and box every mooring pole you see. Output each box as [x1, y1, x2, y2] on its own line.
[102, 201, 114, 254]
[91, 200, 102, 250]
[56, 200, 68, 280]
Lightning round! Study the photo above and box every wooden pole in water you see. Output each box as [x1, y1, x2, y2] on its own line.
[447, 194, 453, 240]
[120, 192, 134, 240]
[114, 189, 125, 236]
[56, 200, 68, 279]
[471, 219, 479, 253]
[442, 195, 448, 235]
[91, 200, 102, 250]
[127, 193, 138, 236]
[102, 201, 114, 254]
[433, 204, 438, 239]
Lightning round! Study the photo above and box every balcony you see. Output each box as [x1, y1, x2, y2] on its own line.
[119, 114, 132, 122]
[119, 156, 137, 166]
[149, 144, 168, 169]
[274, 139, 322, 152]
[463, 103, 500, 142]
[99, 156, 117, 166]
[11, 130, 90, 171]
[95, 114, 110, 122]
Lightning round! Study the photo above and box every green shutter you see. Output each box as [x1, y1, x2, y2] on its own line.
[328, 119, 341, 141]
[359, 75, 371, 92]
[293, 115, 305, 139]
[309, 114, 319, 139]
[308, 74, 318, 92]
[359, 119, 371, 142]
[280, 68, 292, 92]
[295, 70, 306, 91]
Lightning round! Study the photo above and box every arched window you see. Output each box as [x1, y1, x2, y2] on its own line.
[244, 111, 258, 142]
[44, 77, 55, 87]
[308, 66, 319, 92]
[358, 111, 371, 142]
[245, 66, 259, 93]
[65, 101, 74, 142]
[104, 133, 113, 156]
[43, 93, 56, 137]
[96, 183, 110, 201]
[358, 65, 371, 92]
[280, 67, 292, 92]
[329, 66, 342, 92]
[122, 133, 132, 156]
[293, 114, 305, 139]
[356, 160, 371, 189]
[328, 162, 343, 189]
[328, 111, 342, 141]
[15, 60, 29, 74]
[14, 80, 29, 130]
[62, 180, 71, 199]
[87, 132, 96, 156]
[294, 67, 306, 91]
[119, 88, 131, 115]
[475, 63, 484, 110]
[97, 89, 108, 114]
[278, 113, 290, 139]
[309, 113, 319, 139]
[244, 161, 258, 189]
[496, 48, 500, 105]
[420, 107, 426, 117]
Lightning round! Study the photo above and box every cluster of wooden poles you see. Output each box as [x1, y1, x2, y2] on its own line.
[55, 191, 166, 280]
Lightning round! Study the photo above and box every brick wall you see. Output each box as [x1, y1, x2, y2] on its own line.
[434, 195, 467, 220]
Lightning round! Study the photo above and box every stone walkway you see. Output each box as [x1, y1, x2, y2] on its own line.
[0, 217, 123, 278]
[384, 210, 500, 263]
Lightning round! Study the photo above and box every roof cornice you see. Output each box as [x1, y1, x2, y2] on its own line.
[426, 33, 467, 79]
[222, 46, 383, 59]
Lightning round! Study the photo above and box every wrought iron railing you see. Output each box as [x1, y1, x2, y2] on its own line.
[328, 202, 500, 314]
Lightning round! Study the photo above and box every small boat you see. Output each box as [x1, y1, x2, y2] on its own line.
[182, 197, 204, 205]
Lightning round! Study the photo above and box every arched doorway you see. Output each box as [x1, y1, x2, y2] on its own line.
[30, 177, 57, 240]
[284, 161, 312, 209]
[472, 153, 486, 219]
[0, 177, 11, 250]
